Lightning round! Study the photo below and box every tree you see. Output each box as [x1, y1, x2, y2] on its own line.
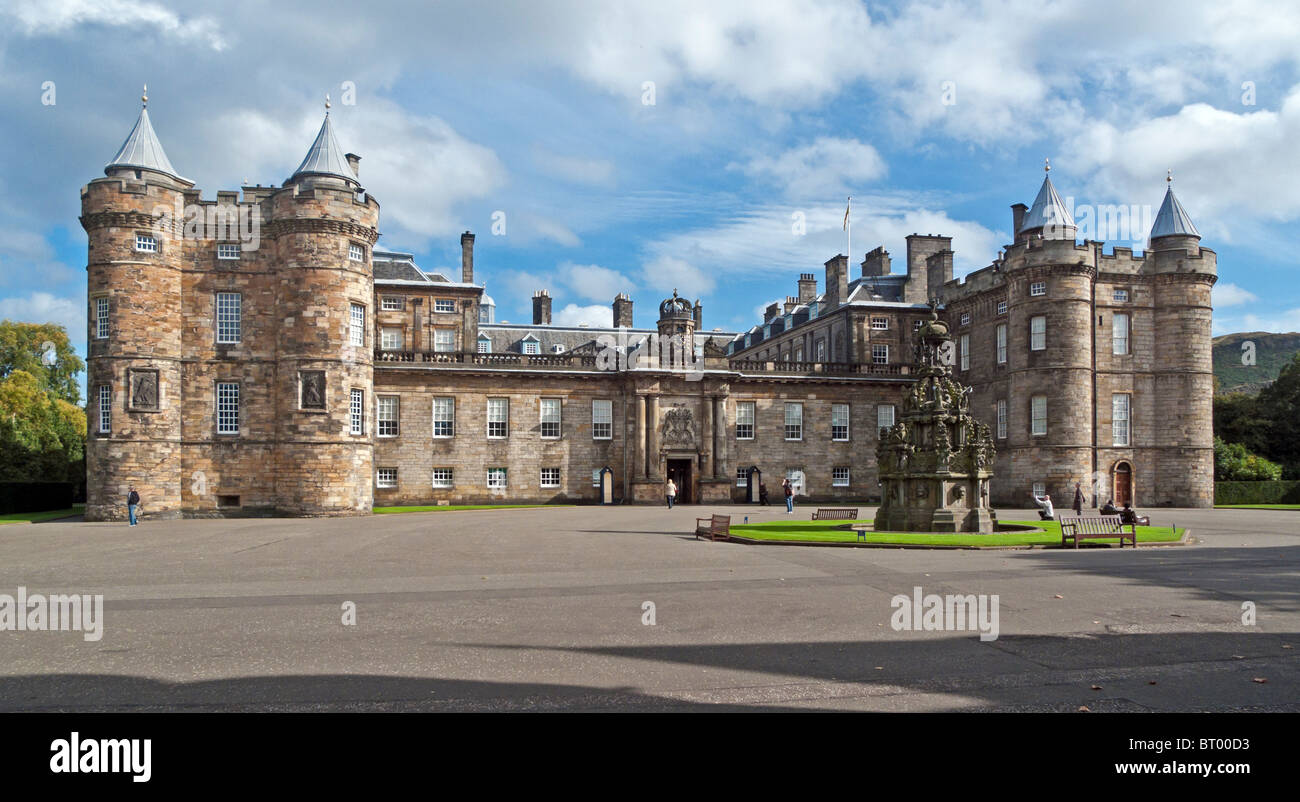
[0, 321, 85, 405]
[0, 369, 86, 484]
[1214, 437, 1283, 481]
[1254, 352, 1300, 477]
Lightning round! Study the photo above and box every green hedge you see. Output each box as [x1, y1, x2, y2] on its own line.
[1215, 480, 1300, 505]
[0, 482, 75, 515]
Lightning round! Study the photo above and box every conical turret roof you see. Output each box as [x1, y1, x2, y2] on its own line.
[1149, 182, 1200, 240]
[105, 87, 186, 181]
[1019, 161, 1075, 234]
[291, 104, 357, 183]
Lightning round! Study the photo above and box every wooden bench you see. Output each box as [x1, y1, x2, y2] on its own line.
[1059, 515, 1136, 548]
[812, 508, 858, 521]
[695, 514, 730, 541]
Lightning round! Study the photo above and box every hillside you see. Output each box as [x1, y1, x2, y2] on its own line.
[1213, 331, 1300, 395]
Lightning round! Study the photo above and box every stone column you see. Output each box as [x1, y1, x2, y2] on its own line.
[647, 394, 660, 478]
[707, 392, 717, 478]
[635, 394, 646, 480]
[714, 396, 727, 479]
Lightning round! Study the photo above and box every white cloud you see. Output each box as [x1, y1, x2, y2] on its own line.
[3, 0, 227, 50]
[641, 255, 715, 296]
[552, 303, 613, 328]
[1214, 283, 1259, 308]
[557, 263, 635, 302]
[0, 292, 85, 345]
[736, 137, 886, 198]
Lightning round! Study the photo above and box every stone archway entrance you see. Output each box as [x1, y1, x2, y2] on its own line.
[666, 459, 693, 504]
[1113, 461, 1134, 507]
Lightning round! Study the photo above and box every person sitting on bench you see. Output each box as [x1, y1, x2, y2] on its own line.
[1120, 504, 1150, 526]
[1032, 491, 1055, 521]
[1100, 498, 1118, 516]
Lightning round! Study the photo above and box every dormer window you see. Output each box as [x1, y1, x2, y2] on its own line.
[348, 243, 365, 262]
[477, 335, 491, 354]
[552, 344, 566, 354]
[135, 234, 157, 253]
[522, 336, 540, 355]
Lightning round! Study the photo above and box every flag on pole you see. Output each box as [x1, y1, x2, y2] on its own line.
[843, 196, 851, 230]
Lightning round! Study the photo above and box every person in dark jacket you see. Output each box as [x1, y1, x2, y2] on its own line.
[1100, 498, 1118, 515]
[782, 477, 794, 513]
[127, 485, 140, 526]
[759, 483, 769, 506]
[1073, 482, 1085, 516]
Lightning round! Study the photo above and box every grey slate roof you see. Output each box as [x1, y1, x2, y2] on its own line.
[1149, 186, 1200, 239]
[106, 106, 186, 181]
[479, 324, 734, 356]
[291, 113, 358, 183]
[1019, 173, 1075, 233]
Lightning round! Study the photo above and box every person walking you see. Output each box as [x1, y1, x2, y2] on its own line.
[782, 477, 794, 513]
[1073, 482, 1085, 516]
[665, 478, 677, 509]
[127, 485, 140, 526]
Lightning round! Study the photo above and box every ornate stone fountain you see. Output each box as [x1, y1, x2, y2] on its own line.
[874, 302, 997, 533]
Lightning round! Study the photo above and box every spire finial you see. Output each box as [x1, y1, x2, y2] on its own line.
[1166, 168, 1173, 184]
[1044, 157, 1051, 174]
[325, 93, 331, 114]
[142, 84, 148, 107]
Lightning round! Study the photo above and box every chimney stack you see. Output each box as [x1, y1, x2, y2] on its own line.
[797, 273, 818, 304]
[824, 254, 849, 309]
[613, 293, 634, 328]
[862, 246, 891, 277]
[460, 231, 475, 284]
[693, 299, 703, 329]
[345, 153, 361, 178]
[784, 296, 799, 315]
[1011, 203, 1027, 238]
[532, 290, 552, 325]
[764, 302, 780, 323]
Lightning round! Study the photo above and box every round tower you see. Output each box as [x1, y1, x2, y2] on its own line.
[1147, 175, 1216, 507]
[81, 88, 190, 521]
[998, 164, 1093, 504]
[268, 100, 379, 515]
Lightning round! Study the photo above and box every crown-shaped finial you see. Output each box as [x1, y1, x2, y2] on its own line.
[142, 84, 148, 107]
[1044, 157, 1051, 173]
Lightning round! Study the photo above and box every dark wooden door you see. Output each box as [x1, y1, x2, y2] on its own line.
[1114, 463, 1133, 507]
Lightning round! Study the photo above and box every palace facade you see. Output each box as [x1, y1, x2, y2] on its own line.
[81, 97, 1216, 519]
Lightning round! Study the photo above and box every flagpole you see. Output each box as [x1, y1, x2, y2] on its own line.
[846, 195, 851, 264]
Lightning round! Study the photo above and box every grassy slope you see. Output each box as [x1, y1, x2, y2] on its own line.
[1212, 331, 1300, 395]
[727, 519, 1184, 546]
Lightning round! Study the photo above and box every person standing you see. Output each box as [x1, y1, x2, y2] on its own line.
[666, 478, 677, 509]
[1073, 482, 1085, 516]
[782, 477, 794, 513]
[127, 485, 140, 526]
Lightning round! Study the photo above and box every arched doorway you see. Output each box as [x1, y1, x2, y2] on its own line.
[1113, 461, 1134, 507]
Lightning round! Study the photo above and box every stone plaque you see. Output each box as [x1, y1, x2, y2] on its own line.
[128, 369, 159, 411]
[300, 370, 326, 410]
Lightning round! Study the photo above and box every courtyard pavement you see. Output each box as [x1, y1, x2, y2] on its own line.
[0, 504, 1295, 711]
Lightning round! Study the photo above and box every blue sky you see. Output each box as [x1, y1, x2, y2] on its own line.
[1, 0, 1297, 370]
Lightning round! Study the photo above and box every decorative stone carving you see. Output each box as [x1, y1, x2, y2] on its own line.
[300, 370, 326, 410]
[129, 369, 159, 411]
[660, 406, 696, 448]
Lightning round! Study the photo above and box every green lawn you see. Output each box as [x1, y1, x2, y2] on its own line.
[374, 504, 576, 514]
[727, 518, 1185, 547]
[1214, 504, 1300, 510]
[0, 504, 85, 525]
